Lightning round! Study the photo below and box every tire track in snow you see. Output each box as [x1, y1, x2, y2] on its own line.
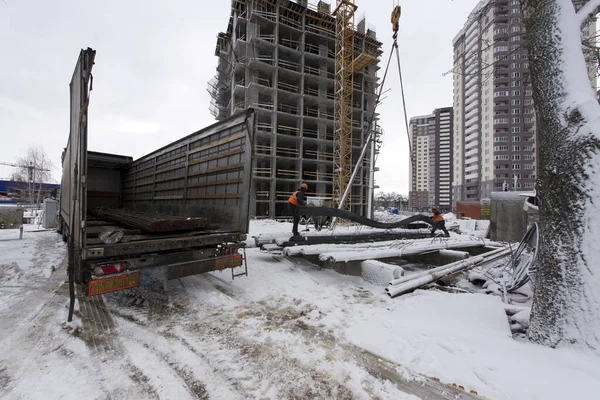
[110, 282, 416, 399]
[113, 317, 229, 400]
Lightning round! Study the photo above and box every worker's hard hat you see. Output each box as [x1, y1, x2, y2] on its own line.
[301, 183, 308, 190]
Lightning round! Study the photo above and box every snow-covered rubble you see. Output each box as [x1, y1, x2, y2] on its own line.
[0, 220, 599, 400]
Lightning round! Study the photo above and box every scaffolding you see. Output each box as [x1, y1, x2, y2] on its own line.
[210, 0, 382, 217]
[333, 0, 357, 210]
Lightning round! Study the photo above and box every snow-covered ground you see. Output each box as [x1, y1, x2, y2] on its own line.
[1, 221, 599, 399]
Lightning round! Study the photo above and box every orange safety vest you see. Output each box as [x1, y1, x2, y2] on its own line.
[288, 190, 301, 206]
[433, 212, 444, 224]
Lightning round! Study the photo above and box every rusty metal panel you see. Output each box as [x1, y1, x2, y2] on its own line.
[166, 255, 242, 280]
[121, 109, 255, 235]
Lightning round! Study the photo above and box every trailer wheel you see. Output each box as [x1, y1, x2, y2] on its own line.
[62, 221, 69, 243]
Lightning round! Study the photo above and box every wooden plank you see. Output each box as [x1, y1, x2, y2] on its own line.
[186, 193, 241, 200]
[186, 178, 242, 189]
[153, 195, 185, 200]
[188, 163, 244, 178]
[188, 148, 244, 167]
[155, 163, 186, 176]
[188, 132, 246, 156]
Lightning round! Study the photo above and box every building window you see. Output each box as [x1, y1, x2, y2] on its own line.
[511, 72, 521, 78]
[512, 99, 521, 105]
[512, 127, 521, 133]
[512, 108, 521, 114]
[512, 118, 521, 123]
[511, 81, 521, 87]
[512, 136, 522, 142]
[513, 145, 521, 151]
[512, 90, 521, 96]
[512, 154, 521, 160]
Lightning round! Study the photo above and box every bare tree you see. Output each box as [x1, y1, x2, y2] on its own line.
[15, 145, 54, 205]
[522, 0, 600, 352]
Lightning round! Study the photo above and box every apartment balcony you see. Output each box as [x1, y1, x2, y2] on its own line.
[494, 75, 510, 84]
[465, 23, 480, 41]
[465, 155, 479, 165]
[465, 186, 479, 195]
[493, 28, 509, 41]
[465, 148, 479, 158]
[465, 120, 480, 134]
[465, 171, 480, 181]
[465, 86, 480, 101]
[465, 139, 479, 151]
[465, 107, 479, 122]
[465, 77, 480, 94]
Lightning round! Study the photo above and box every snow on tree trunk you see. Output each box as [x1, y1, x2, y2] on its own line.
[523, 0, 600, 351]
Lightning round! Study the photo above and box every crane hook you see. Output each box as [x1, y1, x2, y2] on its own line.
[391, 5, 401, 34]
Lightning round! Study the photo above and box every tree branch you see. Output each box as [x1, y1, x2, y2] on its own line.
[576, 0, 600, 26]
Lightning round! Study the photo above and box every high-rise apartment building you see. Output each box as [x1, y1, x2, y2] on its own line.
[209, 0, 382, 218]
[452, 0, 596, 209]
[409, 107, 454, 211]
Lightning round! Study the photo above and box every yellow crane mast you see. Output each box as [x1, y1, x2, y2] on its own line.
[333, 0, 357, 211]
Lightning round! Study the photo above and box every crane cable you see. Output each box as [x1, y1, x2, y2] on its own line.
[330, 6, 410, 230]
[391, 5, 412, 156]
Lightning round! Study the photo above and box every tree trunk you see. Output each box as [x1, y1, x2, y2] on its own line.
[523, 0, 600, 351]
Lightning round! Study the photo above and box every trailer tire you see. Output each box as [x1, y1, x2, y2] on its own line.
[62, 221, 69, 243]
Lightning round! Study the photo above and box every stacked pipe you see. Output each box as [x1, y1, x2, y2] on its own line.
[93, 207, 211, 233]
[385, 246, 512, 298]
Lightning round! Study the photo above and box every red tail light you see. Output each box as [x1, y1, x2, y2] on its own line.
[94, 263, 127, 276]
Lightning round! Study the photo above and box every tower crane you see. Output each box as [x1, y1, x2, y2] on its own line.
[0, 161, 51, 182]
[330, 3, 411, 230]
[332, 0, 378, 213]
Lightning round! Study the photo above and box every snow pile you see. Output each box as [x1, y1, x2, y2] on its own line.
[373, 210, 415, 223]
[456, 219, 490, 238]
[347, 290, 600, 399]
[360, 260, 404, 286]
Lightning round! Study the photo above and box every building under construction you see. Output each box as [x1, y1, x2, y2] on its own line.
[209, 0, 382, 218]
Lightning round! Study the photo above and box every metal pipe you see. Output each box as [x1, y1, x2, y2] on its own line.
[387, 247, 509, 287]
[438, 249, 470, 260]
[319, 241, 487, 264]
[386, 256, 485, 298]
[367, 127, 376, 219]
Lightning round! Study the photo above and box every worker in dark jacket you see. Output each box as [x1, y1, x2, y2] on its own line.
[288, 183, 308, 236]
[431, 205, 450, 237]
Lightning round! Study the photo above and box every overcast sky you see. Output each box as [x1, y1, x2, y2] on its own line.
[0, 0, 479, 194]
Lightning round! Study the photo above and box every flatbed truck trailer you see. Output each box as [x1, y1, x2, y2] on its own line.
[59, 48, 255, 296]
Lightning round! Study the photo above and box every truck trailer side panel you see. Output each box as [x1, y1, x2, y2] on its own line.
[60, 47, 96, 249]
[120, 109, 255, 236]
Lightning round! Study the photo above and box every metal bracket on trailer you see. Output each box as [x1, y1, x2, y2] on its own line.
[232, 247, 248, 280]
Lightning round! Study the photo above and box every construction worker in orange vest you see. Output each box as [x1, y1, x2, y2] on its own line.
[431, 205, 450, 237]
[288, 183, 308, 236]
